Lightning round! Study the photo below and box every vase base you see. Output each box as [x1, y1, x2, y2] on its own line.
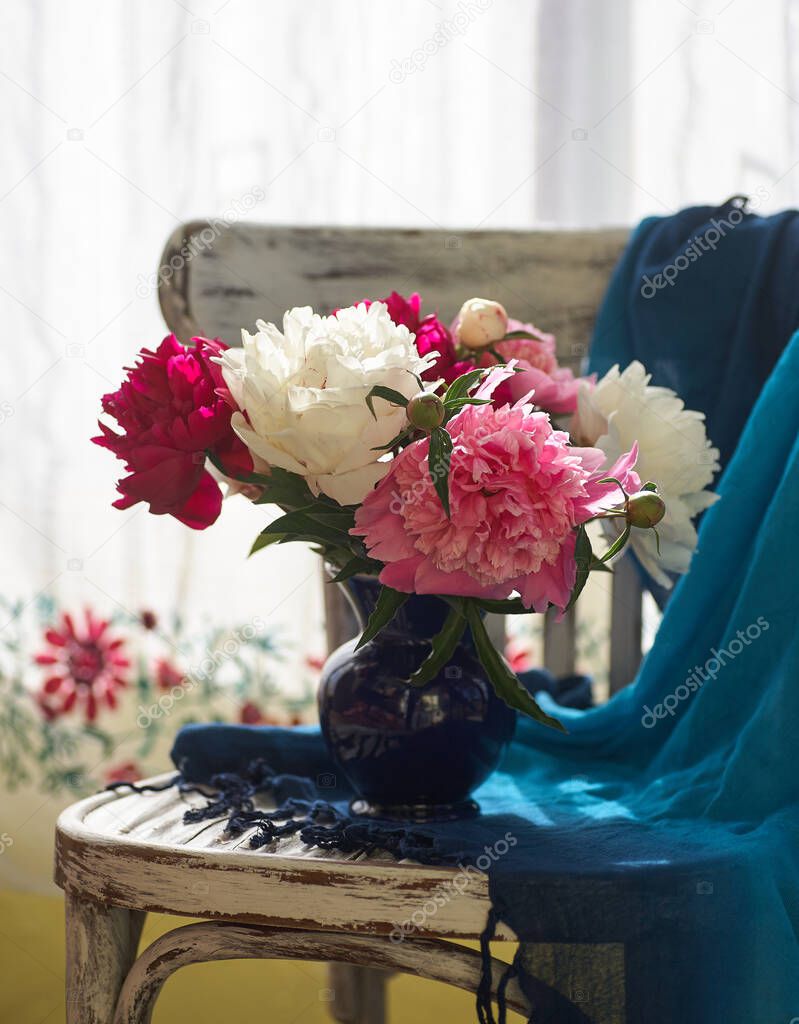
[349, 797, 480, 823]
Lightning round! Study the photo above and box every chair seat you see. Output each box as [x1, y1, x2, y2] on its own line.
[54, 773, 516, 941]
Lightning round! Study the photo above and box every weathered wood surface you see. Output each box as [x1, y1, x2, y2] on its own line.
[112, 922, 531, 1024]
[157, 221, 643, 688]
[55, 774, 516, 941]
[158, 222, 628, 375]
[65, 891, 144, 1024]
[609, 556, 644, 694]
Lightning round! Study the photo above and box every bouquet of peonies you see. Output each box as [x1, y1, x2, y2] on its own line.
[94, 293, 718, 728]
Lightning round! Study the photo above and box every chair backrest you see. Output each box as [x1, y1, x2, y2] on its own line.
[158, 222, 641, 693]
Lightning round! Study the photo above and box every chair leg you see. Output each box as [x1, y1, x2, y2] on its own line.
[112, 922, 530, 1023]
[327, 963, 388, 1023]
[65, 891, 144, 1024]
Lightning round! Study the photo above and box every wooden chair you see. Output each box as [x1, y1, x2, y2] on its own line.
[55, 223, 638, 1023]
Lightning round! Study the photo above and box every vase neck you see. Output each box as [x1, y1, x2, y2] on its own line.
[339, 576, 451, 641]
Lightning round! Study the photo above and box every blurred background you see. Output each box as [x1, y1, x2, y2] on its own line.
[2, 0, 798, 1020]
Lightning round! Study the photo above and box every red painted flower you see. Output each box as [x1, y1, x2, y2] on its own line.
[505, 638, 534, 673]
[154, 657, 184, 691]
[140, 609, 158, 631]
[93, 335, 252, 530]
[105, 761, 142, 784]
[239, 701, 284, 726]
[35, 610, 130, 722]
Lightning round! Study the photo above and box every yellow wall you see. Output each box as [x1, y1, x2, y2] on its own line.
[0, 890, 522, 1023]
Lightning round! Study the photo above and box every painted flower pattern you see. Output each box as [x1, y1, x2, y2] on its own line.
[35, 610, 130, 722]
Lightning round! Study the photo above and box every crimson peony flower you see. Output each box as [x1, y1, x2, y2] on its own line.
[357, 292, 472, 385]
[352, 372, 640, 613]
[35, 610, 130, 722]
[93, 335, 251, 530]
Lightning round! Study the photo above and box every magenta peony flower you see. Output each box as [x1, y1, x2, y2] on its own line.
[478, 319, 586, 414]
[93, 335, 251, 529]
[352, 389, 640, 613]
[356, 291, 471, 385]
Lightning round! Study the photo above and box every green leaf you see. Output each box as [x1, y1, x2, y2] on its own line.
[263, 507, 352, 546]
[206, 449, 272, 487]
[598, 523, 631, 564]
[407, 602, 467, 687]
[305, 507, 357, 530]
[444, 369, 486, 405]
[82, 724, 115, 757]
[499, 329, 541, 341]
[249, 531, 285, 556]
[251, 466, 317, 509]
[355, 586, 409, 650]
[327, 557, 376, 583]
[464, 603, 566, 731]
[566, 525, 594, 611]
[275, 534, 341, 549]
[443, 397, 492, 413]
[365, 385, 410, 420]
[371, 427, 414, 452]
[428, 426, 453, 516]
[596, 476, 628, 501]
[474, 596, 530, 615]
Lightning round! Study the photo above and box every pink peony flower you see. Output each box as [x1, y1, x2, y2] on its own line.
[93, 335, 251, 530]
[352, 382, 640, 613]
[355, 292, 471, 385]
[478, 319, 586, 414]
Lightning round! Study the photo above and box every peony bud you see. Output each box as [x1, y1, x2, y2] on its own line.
[455, 298, 508, 350]
[407, 391, 445, 432]
[626, 490, 666, 529]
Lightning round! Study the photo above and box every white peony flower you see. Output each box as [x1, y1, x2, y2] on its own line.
[217, 303, 438, 506]
[571, 361, 720, 587]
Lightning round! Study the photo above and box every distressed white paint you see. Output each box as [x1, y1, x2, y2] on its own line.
[56, 776, 515, 942]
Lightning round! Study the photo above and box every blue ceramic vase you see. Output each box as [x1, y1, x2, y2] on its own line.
[317, 575, 516, 822]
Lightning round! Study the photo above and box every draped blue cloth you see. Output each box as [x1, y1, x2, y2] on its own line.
[588, 198, 799, 471]
[171, 205, 799, 1022]
[589, 198, 799, 605]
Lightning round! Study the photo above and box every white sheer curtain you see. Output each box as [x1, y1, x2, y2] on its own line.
[3, 0, 799, 689]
